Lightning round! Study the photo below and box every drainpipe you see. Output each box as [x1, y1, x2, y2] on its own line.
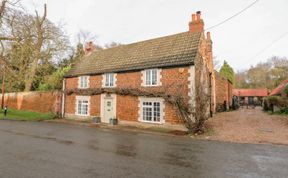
[61, 78, 66, 118]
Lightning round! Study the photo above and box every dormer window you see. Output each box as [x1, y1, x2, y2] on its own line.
[144, 69, 161, 86]
[79, 76, 89, 88]
[103, 73, 116, 87]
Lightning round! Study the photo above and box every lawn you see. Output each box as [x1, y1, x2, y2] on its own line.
[0, 108, 56, 121]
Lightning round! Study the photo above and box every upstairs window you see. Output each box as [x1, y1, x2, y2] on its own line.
[79, 76, 89, 88]
[145, 69, 158, 86]
[104, 73, 115, 87]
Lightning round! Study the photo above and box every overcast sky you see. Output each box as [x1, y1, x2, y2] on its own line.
[22, 0, 288, 71]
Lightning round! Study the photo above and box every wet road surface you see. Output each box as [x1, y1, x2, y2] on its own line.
[0, 120, 287, 178]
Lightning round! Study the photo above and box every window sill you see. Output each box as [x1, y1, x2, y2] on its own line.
[102, 86, 116, 88]
[75, 113, 90, 117]
[140, 120, 164, 124]
[142, 85, 161, 87]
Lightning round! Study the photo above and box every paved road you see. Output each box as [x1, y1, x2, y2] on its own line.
[0, 120, 287, 178]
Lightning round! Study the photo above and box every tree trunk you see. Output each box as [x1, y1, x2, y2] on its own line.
[24, 4, 46, 91]
[24, 56, 38, 91]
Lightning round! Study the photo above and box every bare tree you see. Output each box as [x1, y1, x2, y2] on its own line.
[0, 3, 69, 92]
[23, 4, 47, 91]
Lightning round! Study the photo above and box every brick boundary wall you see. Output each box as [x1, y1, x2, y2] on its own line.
[215, 73, 228, 112]
[0, 91, 62, 114]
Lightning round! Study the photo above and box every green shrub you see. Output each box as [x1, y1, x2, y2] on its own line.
[267, 96, 280, 105]
[280, 107, 288, 114]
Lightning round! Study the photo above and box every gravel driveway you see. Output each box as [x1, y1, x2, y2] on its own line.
[206, 107, 288, 145]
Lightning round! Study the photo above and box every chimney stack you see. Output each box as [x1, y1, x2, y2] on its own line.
[207, 31, 211, 40]
[189, 11, 204, 33]
[84, 41, 96, 56]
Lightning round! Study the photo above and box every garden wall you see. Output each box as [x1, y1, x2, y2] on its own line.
[0, 91, 62, 114]
[215, 72, 233, 112]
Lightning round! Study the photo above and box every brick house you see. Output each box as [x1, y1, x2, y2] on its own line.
[270, 79, 288, 97]
[233, 89, 268, 106]
[62, 11, 215, 129]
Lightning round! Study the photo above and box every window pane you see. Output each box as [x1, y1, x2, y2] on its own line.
[153, 102, 160, 122]
[146, 70, 151, 85]
[80, 76, 88, 88]
[78, 100, 82, 114]
[143, 107, 152, 121]
[142, 101, 161, 122]
[77, 100, 88, 115]
[105, 74, 114, 87]
[110, 74, 114, 86]
[143, 102, 152, 106]
[83, 104, 88, 115]
[145, 69, 158, 86]
[151, 69, 157, 85]
[105, 74, 109, 86]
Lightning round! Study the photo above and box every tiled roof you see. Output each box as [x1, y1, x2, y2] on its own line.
[270, 79, 288, 96]
[65, 32, 201, 77]
[233, 89, 268, 97]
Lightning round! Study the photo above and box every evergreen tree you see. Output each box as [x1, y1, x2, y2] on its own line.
[219, 60, 235, 84]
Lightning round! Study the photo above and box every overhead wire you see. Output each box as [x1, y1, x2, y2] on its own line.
[205, 0, 260, 31]
[245, 31, 288, 62]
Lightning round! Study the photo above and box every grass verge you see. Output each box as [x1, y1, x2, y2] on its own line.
[0, 108, 57, 121]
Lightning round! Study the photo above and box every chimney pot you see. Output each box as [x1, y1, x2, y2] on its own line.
[84, 41, 95, 56]
[196, 11, 201, 20]
[192, 14, 196, 22]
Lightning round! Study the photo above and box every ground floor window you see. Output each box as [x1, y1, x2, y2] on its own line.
[140, 98, 164, 123]
[76, 96, 90, 116]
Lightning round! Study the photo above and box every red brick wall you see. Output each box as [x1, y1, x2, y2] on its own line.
[65, 94, 75, 114]
[0, 91, 61, 114]
[228, 82, 233, 106]
[65, 66, 190, 124]
[116, 95, 139, 122]
[90, 75, 102, 88]
[117, 71, 141, 88]
[90, 95, 101, 116]
[66, 77, 78, 89]
[215, 72, 233, 111]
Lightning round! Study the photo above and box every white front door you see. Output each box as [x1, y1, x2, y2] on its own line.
[103, 97, 115, 123]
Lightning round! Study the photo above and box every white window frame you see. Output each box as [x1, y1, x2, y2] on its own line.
[75, 96, 90, 116]
[78, 76, 89, 89]
[142, 69, 161, 87]
[102, 73, 116, 87]
[139, 97, 164, 124]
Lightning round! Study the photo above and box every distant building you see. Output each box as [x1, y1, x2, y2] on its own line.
[270, 79, 288, 97]
[233, 89, 268, 106]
